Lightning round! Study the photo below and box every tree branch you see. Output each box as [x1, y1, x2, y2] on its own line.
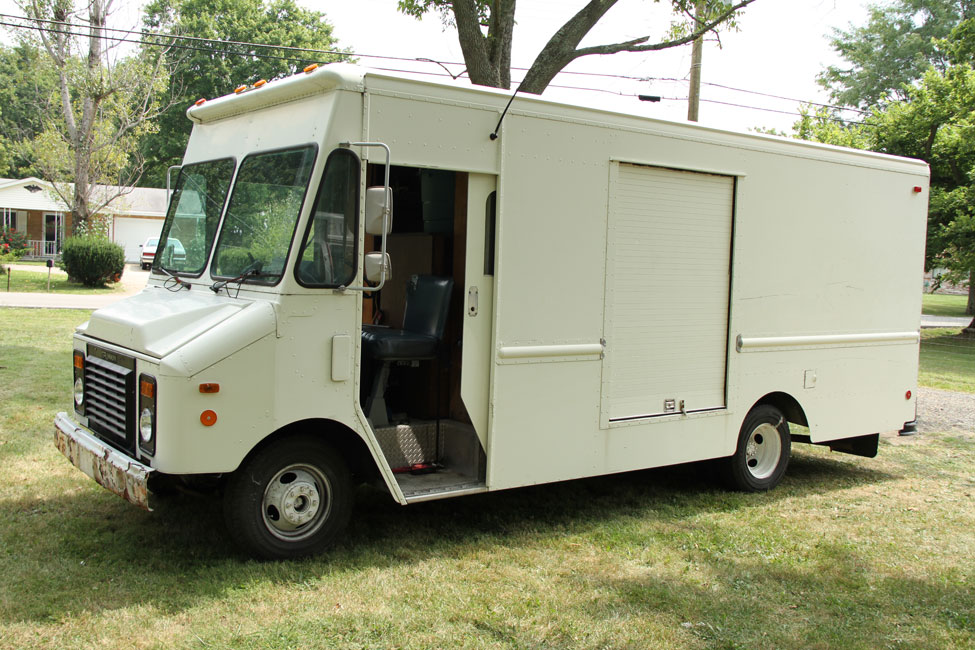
[520, 0, 758, 94]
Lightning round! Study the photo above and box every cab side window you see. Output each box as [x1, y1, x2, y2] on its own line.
[296, 149, 360, 287]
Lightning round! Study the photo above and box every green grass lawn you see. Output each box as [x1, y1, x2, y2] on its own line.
[1, 308, 973, 649]
[920, 328, 975, 393]
[922, 293, 970, 317]
[1, 268, 124, 294]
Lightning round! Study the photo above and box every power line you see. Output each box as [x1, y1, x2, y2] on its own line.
[0, 12, 868, 125]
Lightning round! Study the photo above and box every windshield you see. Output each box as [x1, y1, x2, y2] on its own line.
[212, 145, 317, 283]
[155, 158, 235, 275]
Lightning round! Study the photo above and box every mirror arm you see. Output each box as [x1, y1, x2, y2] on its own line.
[335, 141, 391, 293]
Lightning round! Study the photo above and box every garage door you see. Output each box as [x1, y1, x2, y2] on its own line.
[113, 217, 164, 262]
[602, 163, 735, 421]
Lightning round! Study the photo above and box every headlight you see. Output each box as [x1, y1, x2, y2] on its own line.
[72, 350, 85, 414]
[73, 377, 84, 406]
[138, 374, 157, 456]
[139, 408, 153, 443]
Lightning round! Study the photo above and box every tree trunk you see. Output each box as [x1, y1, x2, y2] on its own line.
[968, 270, 974, 316]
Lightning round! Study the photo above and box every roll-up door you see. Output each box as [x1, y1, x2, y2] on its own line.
[602, 163, 734, 422]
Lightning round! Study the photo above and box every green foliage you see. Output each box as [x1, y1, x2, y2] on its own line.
[0, 228, 29, 274]
[138, 0, 349, 187]
[0, 43, 58, 178]
[58, 237, 126, 287]
[819, 0, 971, 109]
[1, 227, 30, 256]
[15, 1, 172, 234]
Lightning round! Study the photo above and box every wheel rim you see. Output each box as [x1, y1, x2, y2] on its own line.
[261, 463, 332, 541]
[744, 423, 782, 480]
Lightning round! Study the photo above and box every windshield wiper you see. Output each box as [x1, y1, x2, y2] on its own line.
[209, 260, 267, 294]
[155, 265, 190, 291]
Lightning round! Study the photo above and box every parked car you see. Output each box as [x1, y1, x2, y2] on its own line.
[140, 237, 185, 269]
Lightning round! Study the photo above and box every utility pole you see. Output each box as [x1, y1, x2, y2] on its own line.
[687, 0, 706, 122]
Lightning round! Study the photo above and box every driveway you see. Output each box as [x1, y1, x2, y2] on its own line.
[0, 263, 148, 309]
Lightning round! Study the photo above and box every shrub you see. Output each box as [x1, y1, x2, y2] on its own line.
[1, 227, 29, 257]
[59, 237, 126, 287]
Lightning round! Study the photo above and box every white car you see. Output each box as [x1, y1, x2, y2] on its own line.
[140, 237, 185, 269]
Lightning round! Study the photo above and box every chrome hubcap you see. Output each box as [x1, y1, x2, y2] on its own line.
[262, 464, 331, 540]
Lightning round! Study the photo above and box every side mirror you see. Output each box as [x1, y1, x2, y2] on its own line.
[365, 187, 393, 235]
[364, 252, 391, 284]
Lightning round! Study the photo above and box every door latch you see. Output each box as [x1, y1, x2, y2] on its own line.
[468, 286, 478, 317]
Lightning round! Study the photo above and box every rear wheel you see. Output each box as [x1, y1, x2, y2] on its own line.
[224, 436, 353, 559]
[721, 405, 791, 491]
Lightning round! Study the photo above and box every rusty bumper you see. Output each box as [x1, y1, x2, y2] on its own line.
[54, 412, 152, 511]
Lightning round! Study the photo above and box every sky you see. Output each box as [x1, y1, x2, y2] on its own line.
[316, 0, 872, 133]
[0, 0, 873, 133]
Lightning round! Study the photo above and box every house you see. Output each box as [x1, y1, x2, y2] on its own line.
[0, 177, 169, 262]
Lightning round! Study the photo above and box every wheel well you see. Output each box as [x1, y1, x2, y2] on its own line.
[243, 419, 379, 483]
[755, 392, 808, 427]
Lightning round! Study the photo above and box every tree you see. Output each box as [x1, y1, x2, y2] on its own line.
[17, 0, 173, 236]
[397, 0, 758, 94]
[0, 44, 58, 178]
[139, 0, 348, 187]
[819, 0, 975, 109]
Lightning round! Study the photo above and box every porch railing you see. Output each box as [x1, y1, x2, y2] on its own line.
[27, 240, 60, 257]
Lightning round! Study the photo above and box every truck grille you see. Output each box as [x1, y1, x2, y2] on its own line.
[84, 345, 136, 454]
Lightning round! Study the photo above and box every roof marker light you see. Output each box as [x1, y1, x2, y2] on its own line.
[234, 85, 247, 94]
[194, 98, 206, 106]
[304, 63, 319, 73]
[254, 79, 267, 88]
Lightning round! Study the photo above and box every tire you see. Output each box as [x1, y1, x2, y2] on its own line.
[721, 405, 791, 492]
[223, 436, 353, 560]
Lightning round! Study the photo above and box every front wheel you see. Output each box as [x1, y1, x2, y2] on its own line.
[223, 436, 353, 559]
[721, 405, 791, 492]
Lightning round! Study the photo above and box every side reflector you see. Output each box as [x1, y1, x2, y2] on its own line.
[906, 390, 912, 400]
[304, 63, 318, 73]
[201, 410, 217, 426]
[199, 383, 220, 394]
[913, 186, 923, 193]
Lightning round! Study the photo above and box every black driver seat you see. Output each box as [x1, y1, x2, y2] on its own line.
[361, 274, 453, 424]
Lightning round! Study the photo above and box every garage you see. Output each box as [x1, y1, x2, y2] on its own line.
[113, 216, 164, 263]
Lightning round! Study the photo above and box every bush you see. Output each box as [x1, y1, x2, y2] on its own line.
[59, 237, 125, 287]
[1, 227, 29, 257]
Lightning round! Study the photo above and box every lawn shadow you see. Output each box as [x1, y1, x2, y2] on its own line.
[0, 446, 899, 624]
[594, 535, 974, 647]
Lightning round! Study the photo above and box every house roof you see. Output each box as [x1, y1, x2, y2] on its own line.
[0, 177, 168, 217]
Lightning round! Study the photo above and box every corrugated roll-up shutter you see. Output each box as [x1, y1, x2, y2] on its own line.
[603, 163, 734, 421]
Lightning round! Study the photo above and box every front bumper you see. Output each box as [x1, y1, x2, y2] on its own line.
[54, 411, 153, 511]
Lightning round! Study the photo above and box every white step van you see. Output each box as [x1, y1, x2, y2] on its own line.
[54, 64, 929, 558]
